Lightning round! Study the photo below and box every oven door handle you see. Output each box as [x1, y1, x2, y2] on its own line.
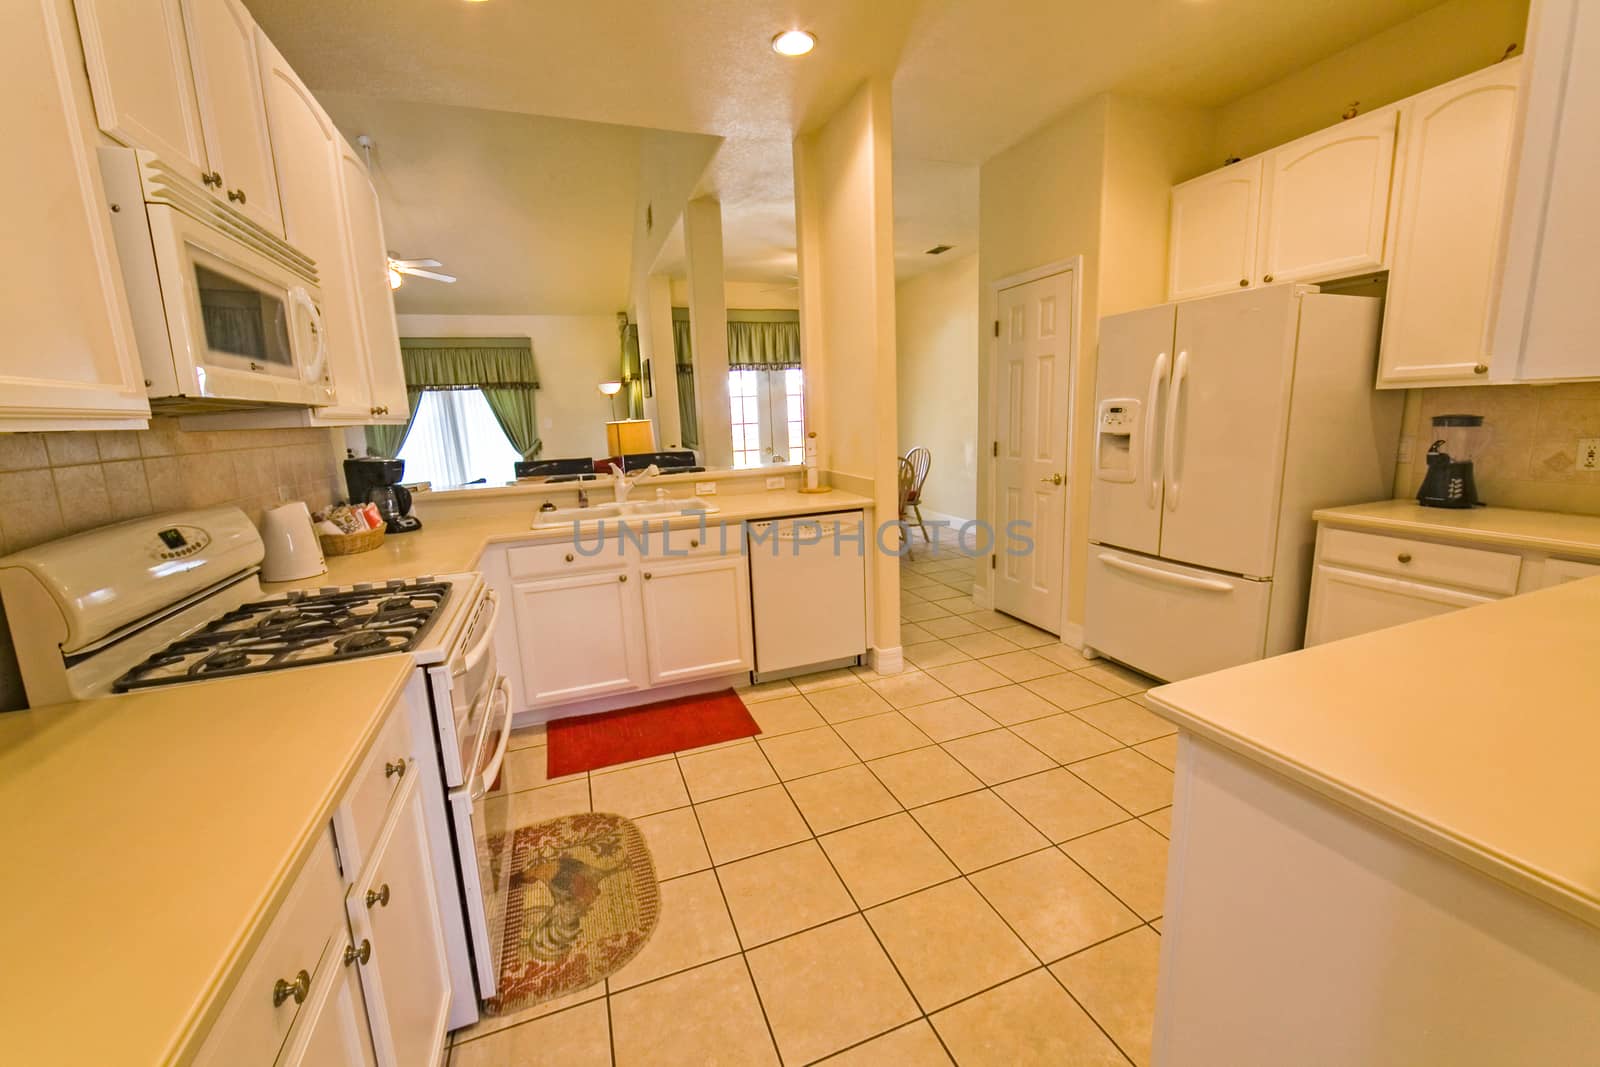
[452, 589, 500, 678]
[470, 677, 514, 801]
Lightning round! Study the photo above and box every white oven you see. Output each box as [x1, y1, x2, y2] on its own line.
[99, 147, 333, 409]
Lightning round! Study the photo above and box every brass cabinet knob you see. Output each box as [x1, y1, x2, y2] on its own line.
[1263, 274, 1274, 283]
[366, 883, 390, 909]
[343, 940, 371, 967]
[1238, 279, 1249, 287]
[643, 572, 653, 580]
[1397, 552, 1413, 563]
[690, 539, 700, 548]
[564, 553, 575, 562]
[1473, 363, 1488, 375]
[203, 171, 222, 187]
[385, 759, 406, 779]
[227, 188, 247, 204]
[618, 574, 628, 583]
[272, 969, 310, 1007]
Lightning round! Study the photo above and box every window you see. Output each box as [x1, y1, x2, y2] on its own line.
[397, 389, 523, 488]
[728, 367, 804, 467]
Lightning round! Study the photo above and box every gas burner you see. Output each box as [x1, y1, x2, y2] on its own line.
[256, 608, 304, 630]
[192, 649, 252, 675]
[336, 630, 395, 655]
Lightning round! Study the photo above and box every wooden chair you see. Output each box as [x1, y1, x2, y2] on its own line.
[897, 456, 918, 559]
[900, 446, 932, 546]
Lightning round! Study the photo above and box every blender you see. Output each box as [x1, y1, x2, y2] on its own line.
[1416, 414, 1484, 508]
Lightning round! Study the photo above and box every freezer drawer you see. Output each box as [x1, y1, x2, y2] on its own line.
[1085, 546, 1272, 682]
[748, 512, 867, 675]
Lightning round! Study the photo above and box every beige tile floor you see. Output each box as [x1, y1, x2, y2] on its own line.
[450, 546, 1172, 1067]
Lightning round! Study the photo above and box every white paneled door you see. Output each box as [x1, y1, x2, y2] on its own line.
[993, 269, 1074, 633]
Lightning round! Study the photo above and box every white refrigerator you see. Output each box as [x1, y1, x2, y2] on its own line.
[1084, 284, 1402, 682]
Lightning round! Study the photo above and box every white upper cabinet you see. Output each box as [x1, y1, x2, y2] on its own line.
[1378, 61, 1522, 388]
[1, 0, 150, 431]
[1168, 158, 1261, 302]
[338, 141, 409, 421]
[72, 0, 207, 177]
[182, 0, 284, 235]
[259, 36, 367, 418]
[1257, 108, 1397, 285]
[1492, 0, 1600, 383]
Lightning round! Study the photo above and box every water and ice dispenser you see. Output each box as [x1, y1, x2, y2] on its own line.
[1094, 398, 1140, 483]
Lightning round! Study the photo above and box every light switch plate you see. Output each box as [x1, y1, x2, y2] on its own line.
[1579, 439, 1600, 472]
[765, 476, 785, 490]
[696, 481, 717, 495]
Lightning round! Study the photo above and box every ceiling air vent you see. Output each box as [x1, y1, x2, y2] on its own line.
[925, 244, 953, 255]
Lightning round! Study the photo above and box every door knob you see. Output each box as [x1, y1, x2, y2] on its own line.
[1040, 473, 1063, 485]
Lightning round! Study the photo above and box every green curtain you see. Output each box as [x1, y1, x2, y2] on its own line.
[620, 322, 644, 420]
[390, 337, 542, 459]
[671, 314, 699, 448]
[726, 319, 801, 369]
[363, 388, 423, 459]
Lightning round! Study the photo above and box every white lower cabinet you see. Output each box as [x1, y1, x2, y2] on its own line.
[1305, 564, 1497, 646]
[194, 700, 448, 1066]
[506, 528, 755, 709]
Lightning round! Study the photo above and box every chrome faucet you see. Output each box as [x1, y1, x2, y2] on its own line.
[609, 463, 660, 504]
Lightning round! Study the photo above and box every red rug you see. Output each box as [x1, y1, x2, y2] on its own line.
[546, 688, 761, 776]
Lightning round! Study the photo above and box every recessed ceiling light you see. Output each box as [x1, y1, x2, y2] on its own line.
[771, 29, 815, 57]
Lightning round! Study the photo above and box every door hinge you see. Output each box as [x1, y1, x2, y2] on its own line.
[991, 440, 999, 458]
[993, 319, 1000, 338]
[990, 555, 996, 569]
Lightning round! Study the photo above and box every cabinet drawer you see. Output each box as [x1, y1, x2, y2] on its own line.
[1319, 527, 1521, 594]
[507, 538, 634, 578]
[335, 707, 413, 880]
[642, 522, 741, 559]
[193, 831, 343, 1066]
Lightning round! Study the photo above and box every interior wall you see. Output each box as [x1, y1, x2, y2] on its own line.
[896, 252, 979, 522]
[1213, 0, 1531, 161]
[794, 77, 901, 656]
[683, 198, 734, 467]
[394, 313, 620, 460]
[671, 279, 800, 310]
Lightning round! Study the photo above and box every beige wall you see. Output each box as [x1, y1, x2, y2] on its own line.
[795, 77, 900, 655]
[977, 93, 1215, 631]
[1395, 383, 1600, 514]
[896, 252, 978, 521]
[1213, 0, 1530, 162]
[396, 313, 620, 460]
[671, 279, 799, 310]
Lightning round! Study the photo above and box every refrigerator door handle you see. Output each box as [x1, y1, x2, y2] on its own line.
[1097, 552, 1234, 593]
[1144, 351, 1170, 508]
[1163, 350, 1189, 512]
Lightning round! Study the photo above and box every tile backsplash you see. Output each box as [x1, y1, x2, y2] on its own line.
[0, 419, 349, 555]
[1395, 382, 1600, 513]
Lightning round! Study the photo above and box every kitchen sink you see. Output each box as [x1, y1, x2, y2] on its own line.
[531, 497, 720, 529]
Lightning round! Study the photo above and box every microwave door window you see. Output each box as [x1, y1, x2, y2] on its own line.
[194, 264, 293, 369]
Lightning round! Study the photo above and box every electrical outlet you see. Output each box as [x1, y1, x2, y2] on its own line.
[1579, 438, 1600, 472]
[696, 481, 717, 495]
[765, 476, 785, 490]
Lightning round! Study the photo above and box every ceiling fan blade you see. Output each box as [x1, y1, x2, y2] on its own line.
[396, 266, 457, 283]
[389, 257, 442, 268]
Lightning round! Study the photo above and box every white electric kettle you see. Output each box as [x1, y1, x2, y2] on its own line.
[259, 501, 327, 582]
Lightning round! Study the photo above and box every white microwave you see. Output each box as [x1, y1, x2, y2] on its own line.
[99, 148, 333, 409]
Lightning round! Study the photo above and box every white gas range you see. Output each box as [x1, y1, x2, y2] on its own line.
[0, 507, 511, 1031]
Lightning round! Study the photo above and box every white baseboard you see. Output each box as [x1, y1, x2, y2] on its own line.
[1059, 620, 1085, 650]
[913, 507, 974, 533]
[867, 645, 904, 674]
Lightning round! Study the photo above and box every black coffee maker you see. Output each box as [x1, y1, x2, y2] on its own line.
[344, 457, 422, 533]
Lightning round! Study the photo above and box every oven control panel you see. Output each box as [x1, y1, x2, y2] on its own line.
[152, 525, 211, 561]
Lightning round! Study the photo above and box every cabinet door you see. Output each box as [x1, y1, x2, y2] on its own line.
[641, 555, 753, 684]
[346, 770, 451, 1067]
[72, 0, 207, 178]
[1304, 564, 1496, 647]
[0, 0, 150, 431]
[338, 140, 408, 422]
[1378, 63, 1521, 389]
[183, 0, 283, 234]
[258, 37, 369, 417]
[512, 568, 648, 705]
[1492, 0, 1600, 382]
[1258, 109, 1397, 284]
[1168, 158, 1262, 301]
[279, 921, 379, 1067]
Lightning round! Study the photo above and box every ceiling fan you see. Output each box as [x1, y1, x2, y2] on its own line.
[386, 255, 456, 290]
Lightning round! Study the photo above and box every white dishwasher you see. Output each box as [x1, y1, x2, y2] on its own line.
[747, 511, 867, 679]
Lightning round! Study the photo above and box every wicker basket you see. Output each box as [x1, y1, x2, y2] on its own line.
[319, 526, 386, 556]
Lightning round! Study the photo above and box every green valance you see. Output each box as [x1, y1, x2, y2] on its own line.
[727, 319, 801, 369]
[398, 337, 539, 391]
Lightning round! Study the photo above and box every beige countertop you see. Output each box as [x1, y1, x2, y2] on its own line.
[0, 656, 415, 1066]
[1315, 500, 1600, 559]
[1146, 577, 1600, 931]
[265, 487, 876, 592]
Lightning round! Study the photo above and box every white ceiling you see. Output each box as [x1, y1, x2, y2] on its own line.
[246, 0, 1452, 305]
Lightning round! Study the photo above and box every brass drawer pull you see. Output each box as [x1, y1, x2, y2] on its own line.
[564, 553, 575, 562]
[272, 969, 310, 1007]
[690, 539, 700, 548]
[618, 574, 627, 583]
[344, 939, 371, 967]
[643, 572, 652, 580]
[1397, 552, 1413, 564]
[385, 759, 406, 779]
[366, 883, 390, 909]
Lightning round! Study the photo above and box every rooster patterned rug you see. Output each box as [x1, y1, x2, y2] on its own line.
[483, 811, 659, 1015]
